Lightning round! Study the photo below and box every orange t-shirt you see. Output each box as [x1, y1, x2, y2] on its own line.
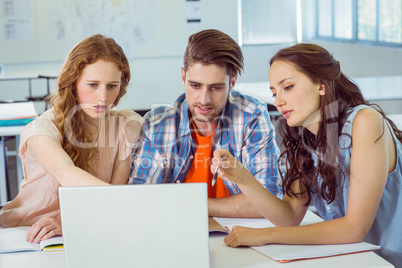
[183, 124, 231, 198]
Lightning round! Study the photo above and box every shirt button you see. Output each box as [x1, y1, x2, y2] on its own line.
[326, 206, 331, 211]
[190, 155, 194, 159]
[176, 180, 181, 183]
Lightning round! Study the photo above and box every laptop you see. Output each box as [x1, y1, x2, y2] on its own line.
[59, 183, 210, 268]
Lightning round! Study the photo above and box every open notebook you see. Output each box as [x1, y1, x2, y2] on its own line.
[213, 213, 380, 263]
[0, 226, 64, 253]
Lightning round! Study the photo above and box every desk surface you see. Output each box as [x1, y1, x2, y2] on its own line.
[352, 76, 402, 101]
[0, 125, 25, 136]
[235, 82, 275, 105]
[235, 75, 402, 105]
[0, 211, 393, 268]
[0, 235, 392, 268]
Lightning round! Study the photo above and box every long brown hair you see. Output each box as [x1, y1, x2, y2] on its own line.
[49, 34, 130, 174]
[270, 43, 402, 205]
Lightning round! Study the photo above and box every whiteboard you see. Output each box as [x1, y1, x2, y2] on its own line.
[0, 0, 212, 64]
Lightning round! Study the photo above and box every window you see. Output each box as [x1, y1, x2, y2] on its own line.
[316, 0, 402, 46]
[240, 0, 299, 45]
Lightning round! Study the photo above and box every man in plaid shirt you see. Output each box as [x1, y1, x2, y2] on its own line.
[129, 29, 282, 217]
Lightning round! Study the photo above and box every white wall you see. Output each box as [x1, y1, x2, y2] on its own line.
[1, 0, 402, 114]
[240, 0, 402, 83]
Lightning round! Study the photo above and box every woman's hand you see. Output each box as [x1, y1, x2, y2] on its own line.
[224, 226, 271, 248]
[26, 216, 62, 244]
[211, 149, 251, 186]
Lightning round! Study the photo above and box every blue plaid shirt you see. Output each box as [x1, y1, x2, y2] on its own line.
[129, 91, 282, 198]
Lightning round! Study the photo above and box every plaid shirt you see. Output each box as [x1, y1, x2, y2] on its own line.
[129, 91, 283, 198]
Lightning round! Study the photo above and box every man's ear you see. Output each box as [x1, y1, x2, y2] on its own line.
[319, 82, 326, 96]
[181, 67, 186, 84]
[230, 74, 238, 91]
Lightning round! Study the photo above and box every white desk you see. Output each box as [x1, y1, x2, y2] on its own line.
[0, 126, 24, 206]
[235, 82, 275, 105]
[235, 75, 402, 105]
[0, 239, 393, 268]
[387, 114, 402, 129]
[0, 236, 393, 268]
[209, 234, 393, 268]
[0, 211, 393, 268]
[352, 75, 402, 101]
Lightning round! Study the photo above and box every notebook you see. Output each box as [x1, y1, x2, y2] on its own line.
[59, 183, 210, 268]
[0, 226, 63, 253]
[213, 216, 380, 263]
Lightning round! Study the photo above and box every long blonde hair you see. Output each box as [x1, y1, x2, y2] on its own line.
[49, 34, 130, 174]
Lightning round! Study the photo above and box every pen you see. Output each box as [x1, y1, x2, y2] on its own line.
[212, 166, 219, 186]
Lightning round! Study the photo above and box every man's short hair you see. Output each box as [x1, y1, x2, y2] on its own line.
[183, 29, 244, 77]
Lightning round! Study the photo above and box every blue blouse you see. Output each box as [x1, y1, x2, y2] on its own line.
[311, 105, 402, 266]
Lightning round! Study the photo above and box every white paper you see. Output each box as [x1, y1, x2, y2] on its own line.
[0, 227, 40, 253]
[0, 226, 64, 253]
[186, 0, 201, 25]
[0, 102, 38, 120]
[2, 0, 33, 40]
[39, 235, 64, 250]
[213, 213, 380, 263]
[213, 210, 323, 231]
[213, 217, 275, 231]
[251, 242, 381, 262]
